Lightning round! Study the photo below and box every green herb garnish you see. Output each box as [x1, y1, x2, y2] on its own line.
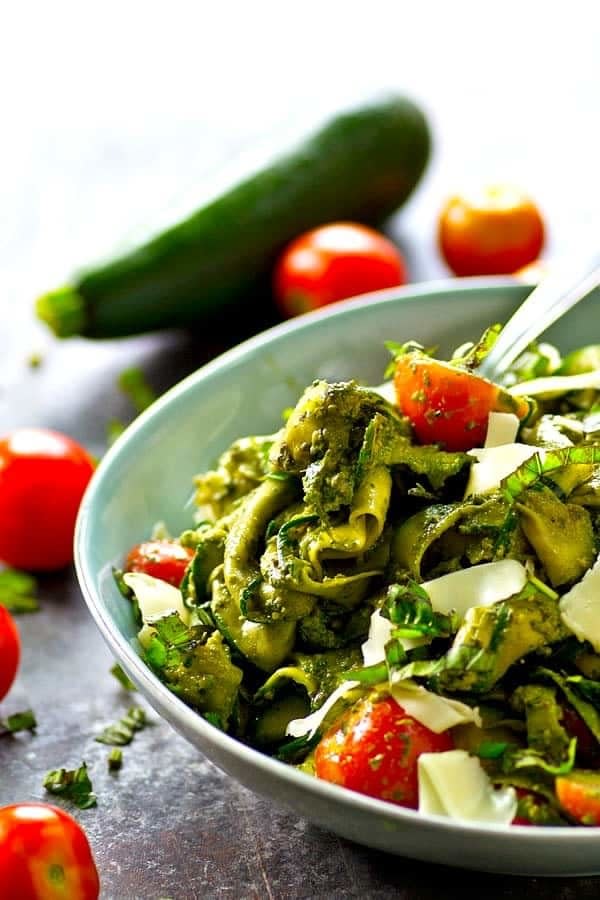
[43, 762, 97, 809]
[106, 419, 126, 444]
[107, 748, 123, 771]
[0, 569, 40, 613]
[385, 582, 457, 639]
[27, 351, 44, 369]
[476, 740, 508, 760]
[118, 366, 157, 414]
[110, 663, 136, 692]
[0, 709, 37, 735]
[95, 707, 148, 746]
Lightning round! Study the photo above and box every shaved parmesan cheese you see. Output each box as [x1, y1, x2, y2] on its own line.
[508, 369, 600, 398]
[371, 381, 396, 404]
[360, 609, 425, 665]
[422, 560, 528, 621]
[390, 679, 481, 733]
[285, 680, 360, 739]
[361, 609, 394, 665]
[418, 750, 517, 824]
[484, 412, 520, 448]
[559, 554, 600, 651]
[360, 561, 526, 667]
[464, 443, 542, 497]
[123, 572, 191, 647]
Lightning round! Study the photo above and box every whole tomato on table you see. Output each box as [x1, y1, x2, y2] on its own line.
[438, 185, 545, 276]
[0, 606, 20, 701]
[0, 429, 95, 571]
[315, 694, 453, 808]
[274, 222, 407, 317]
[0, 803, 99, 899]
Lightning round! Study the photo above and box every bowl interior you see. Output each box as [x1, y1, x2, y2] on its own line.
[76, 279, 600, 875]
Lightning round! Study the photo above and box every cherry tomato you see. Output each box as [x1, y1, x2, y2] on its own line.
[126, 540, 194, 587]
[0, 606, 20, 701]
[438, 185, 545, 276]
[0, 803, 100, 899]
[273, 222, 407, 317]
[314, 694, 453, 808]
[556, 772, 600, 825]
[393, 353, 530, 451]
[0, 429, 95, 571]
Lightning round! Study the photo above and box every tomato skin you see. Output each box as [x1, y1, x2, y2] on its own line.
[0, 429, 95, 571]
[314, 695, 453, 808]
[126, 540, 194, 587]
[393, 354, 528, 451]
[0, 607, 20, 702]
[438, 185, 545, 276]
[0, 803, 100, 900]
[274, 222, 407, 317]
[556, 773, 600, 825]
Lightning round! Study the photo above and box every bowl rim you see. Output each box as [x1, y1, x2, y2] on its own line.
[75, 276, 600, 845]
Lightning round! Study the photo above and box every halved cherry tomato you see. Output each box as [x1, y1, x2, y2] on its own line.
[126, 540, 194, 587]
[438, 185, 545, 276]
[556, 772, 600, 825]
[314, 694, 453, 808]
[0, 803, 100, 899]
[393, 354, 530, 451]
[0, 429, 95, 571]
[273, 222, 407, 318]
[0, 606, 20, 701]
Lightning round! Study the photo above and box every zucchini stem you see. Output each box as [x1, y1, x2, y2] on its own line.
[36, 286, 86, 338]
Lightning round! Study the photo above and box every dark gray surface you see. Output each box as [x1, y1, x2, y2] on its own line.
[2, 6, 600, 896]
[4, 569, 600, 900]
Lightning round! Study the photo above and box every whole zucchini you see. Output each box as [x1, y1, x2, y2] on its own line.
[36, 95, 431, 339]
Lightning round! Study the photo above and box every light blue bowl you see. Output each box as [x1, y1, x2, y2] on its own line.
[75, 278, 600, 876]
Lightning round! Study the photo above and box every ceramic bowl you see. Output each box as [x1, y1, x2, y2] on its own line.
[75, 278, 600, 876]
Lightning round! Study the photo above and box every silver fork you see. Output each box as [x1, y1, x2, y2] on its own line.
[476, 255, 600, 381]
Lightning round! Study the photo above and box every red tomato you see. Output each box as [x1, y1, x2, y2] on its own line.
[0, 803, 100, 899]
[314, 694, 453, 808]
[393, 354, 530, 451]
[273, 222, 407, 317]
[0, 606, 20, 701]
[0, 429, 95, 571]
[126, 540, 194, 587]
[556, 773, 600, 825]
[438, 185, 545, 276]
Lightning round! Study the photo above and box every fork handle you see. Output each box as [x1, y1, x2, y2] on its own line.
[477, 255, 600, 380]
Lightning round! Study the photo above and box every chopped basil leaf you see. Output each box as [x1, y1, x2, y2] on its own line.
[203, 711, 224, 729]
[0, 569, 40, 613]
[118, 366, 157, 414]
[106, 418, 127, 445]
[110, 663, 136, 692]
[476, 740, 508, 760]
[0, 709, 37, 735]
[95, 707, 148, 746]
[112, 568, 133, 600]
[43, 762, 97, 809]
[107, 748, 123, 771]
